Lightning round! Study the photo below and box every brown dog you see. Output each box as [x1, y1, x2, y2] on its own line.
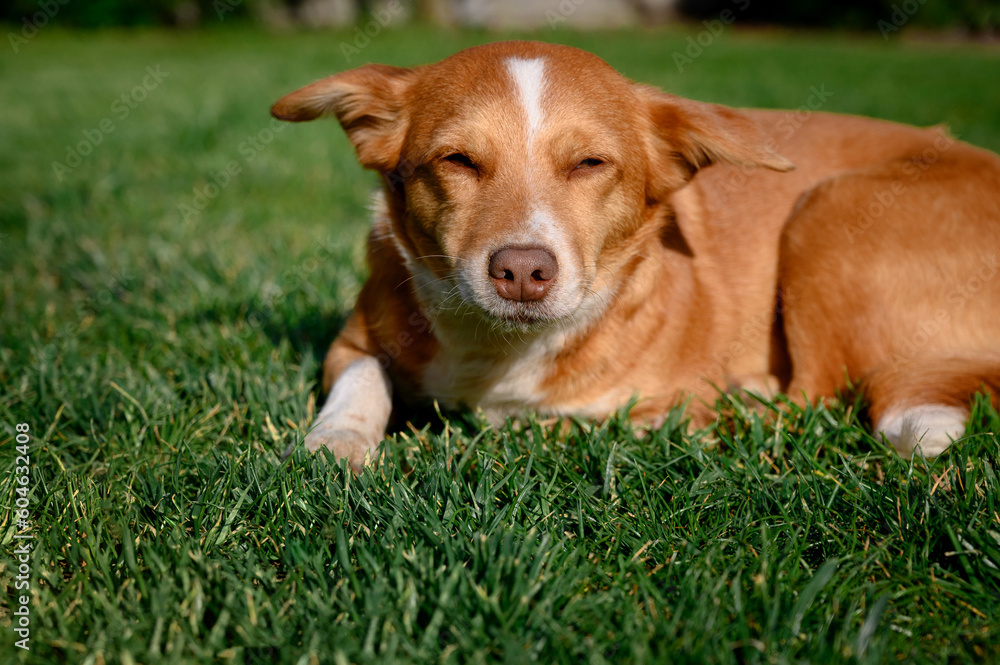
[272, 41, 1000, 470]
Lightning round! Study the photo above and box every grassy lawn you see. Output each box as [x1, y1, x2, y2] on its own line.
[2, 22, 1000, 664]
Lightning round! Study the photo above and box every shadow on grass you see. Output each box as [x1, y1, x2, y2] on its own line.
[189, 300, 348, 369]
[260, 307, 349, 366]
[255, 303, 447, 435]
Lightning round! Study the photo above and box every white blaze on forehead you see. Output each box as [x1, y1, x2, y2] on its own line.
[505, 57, 547, 144]
[526, 207, 568, 256]
[501, 57, 581, 314]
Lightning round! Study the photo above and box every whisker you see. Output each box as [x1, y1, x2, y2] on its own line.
[428, 284, 467, 317]
[585, 284, 623, 315]
[396, 271, 449, 291]
[405, 276, 458, 297]
[413, 254, 468, 263]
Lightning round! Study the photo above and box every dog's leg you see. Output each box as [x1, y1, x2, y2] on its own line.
[873, 404, 967, 457]
[864, 359, 1000, 457]
[286, 308, 394, 471]
[778, 152, 1000, 456]
[303, 355, 392, 471]
[727, 373, 781, 400]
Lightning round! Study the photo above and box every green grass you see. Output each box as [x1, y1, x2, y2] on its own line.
[2, 23, 1000, 664]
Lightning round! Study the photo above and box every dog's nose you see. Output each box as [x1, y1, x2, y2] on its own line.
[488, 247, 558, 302]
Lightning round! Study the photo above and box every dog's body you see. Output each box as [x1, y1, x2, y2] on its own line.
[272, 41, 1000, 469]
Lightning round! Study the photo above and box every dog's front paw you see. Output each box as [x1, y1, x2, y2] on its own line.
[727, 373, 780, 400]
[285, 427, 382, 473]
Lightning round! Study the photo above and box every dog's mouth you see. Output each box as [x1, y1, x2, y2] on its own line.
[467, 271, 598, 334]
[421, 256, 593, 333]
[416, 273, 562, 330]
[482, 299, 562, 330]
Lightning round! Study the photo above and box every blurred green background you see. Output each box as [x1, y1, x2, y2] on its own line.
[3, 0, 1000, 31]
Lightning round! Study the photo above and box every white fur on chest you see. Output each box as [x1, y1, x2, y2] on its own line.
[422, 328, 566, 423]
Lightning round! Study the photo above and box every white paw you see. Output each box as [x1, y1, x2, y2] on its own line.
[729, 373, 780, 400]
[285, 357, 393, 472]
[876, 405, 967, 456]
[284, 427, 381, 473]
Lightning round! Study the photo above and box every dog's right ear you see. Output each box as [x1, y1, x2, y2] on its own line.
[271, 64, 414, 173]
[636, 85, 794, 199]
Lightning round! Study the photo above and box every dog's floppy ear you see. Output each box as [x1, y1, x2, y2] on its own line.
[638, 86, 794, 197]
[271, 64, 414, 173]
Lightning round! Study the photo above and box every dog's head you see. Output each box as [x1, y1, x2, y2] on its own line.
[273, 41, 792, 331]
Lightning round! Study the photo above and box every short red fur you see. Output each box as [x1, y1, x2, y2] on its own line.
[272, 41, 1000, 469]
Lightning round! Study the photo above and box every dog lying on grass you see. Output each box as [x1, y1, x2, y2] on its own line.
[272, 41, 1000, 471]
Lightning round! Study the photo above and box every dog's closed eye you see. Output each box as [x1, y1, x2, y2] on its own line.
[443, 152, 478, 172]
[570, 157, 607, 178]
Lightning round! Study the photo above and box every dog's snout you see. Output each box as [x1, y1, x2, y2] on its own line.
[488, 247, 558, 302]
